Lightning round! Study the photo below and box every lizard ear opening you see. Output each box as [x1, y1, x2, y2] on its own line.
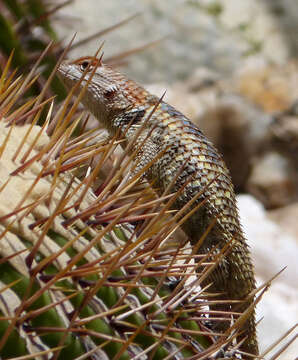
[103, 84, 119, 99]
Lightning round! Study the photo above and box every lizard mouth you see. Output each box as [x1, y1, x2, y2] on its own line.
[57, 61, 69, 77]
[57, 61, 78, 87]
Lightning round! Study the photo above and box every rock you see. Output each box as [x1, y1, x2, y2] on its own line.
[234, 60, 298, 113]
[238, 195, 298, 359]
[246, 152, 297, 208]
[239, 195, 298, 287]
[146, 82, 210, 122]
[271, 114, 298, 168]
[146, 67, 219, 122]
[268, 202, 298, 241]
[219, 0, 289, 63]
[266, 0, 298, 56]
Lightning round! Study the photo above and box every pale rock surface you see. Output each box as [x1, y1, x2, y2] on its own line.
[233, 60, 298, 113]
[219, 0, 289, 63]
[238, 195, 298, 359]
[271, 112, 298, 172]
[146, 80, 218, 122]
[266, 0, 298, 56]
[268, 203, 298, 241]
[246, 152, 296, 209]
[54, 0, 291, 83]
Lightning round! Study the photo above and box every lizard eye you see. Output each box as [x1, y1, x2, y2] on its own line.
[80, 60, 92, 72]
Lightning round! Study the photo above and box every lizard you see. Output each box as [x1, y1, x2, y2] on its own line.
[58, 56, 259, 358]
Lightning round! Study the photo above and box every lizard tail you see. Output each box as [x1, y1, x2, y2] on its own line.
[236, 304, 259, 359]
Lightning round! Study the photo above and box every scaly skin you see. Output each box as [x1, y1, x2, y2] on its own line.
[58, 56, 258, 358]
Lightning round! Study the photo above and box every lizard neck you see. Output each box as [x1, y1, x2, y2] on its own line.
[108, 95, 160, 140]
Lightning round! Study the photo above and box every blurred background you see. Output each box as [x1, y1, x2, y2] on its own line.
[0, 0, 297, 357]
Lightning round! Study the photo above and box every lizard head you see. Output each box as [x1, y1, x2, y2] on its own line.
[58, 56, 149, 130]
